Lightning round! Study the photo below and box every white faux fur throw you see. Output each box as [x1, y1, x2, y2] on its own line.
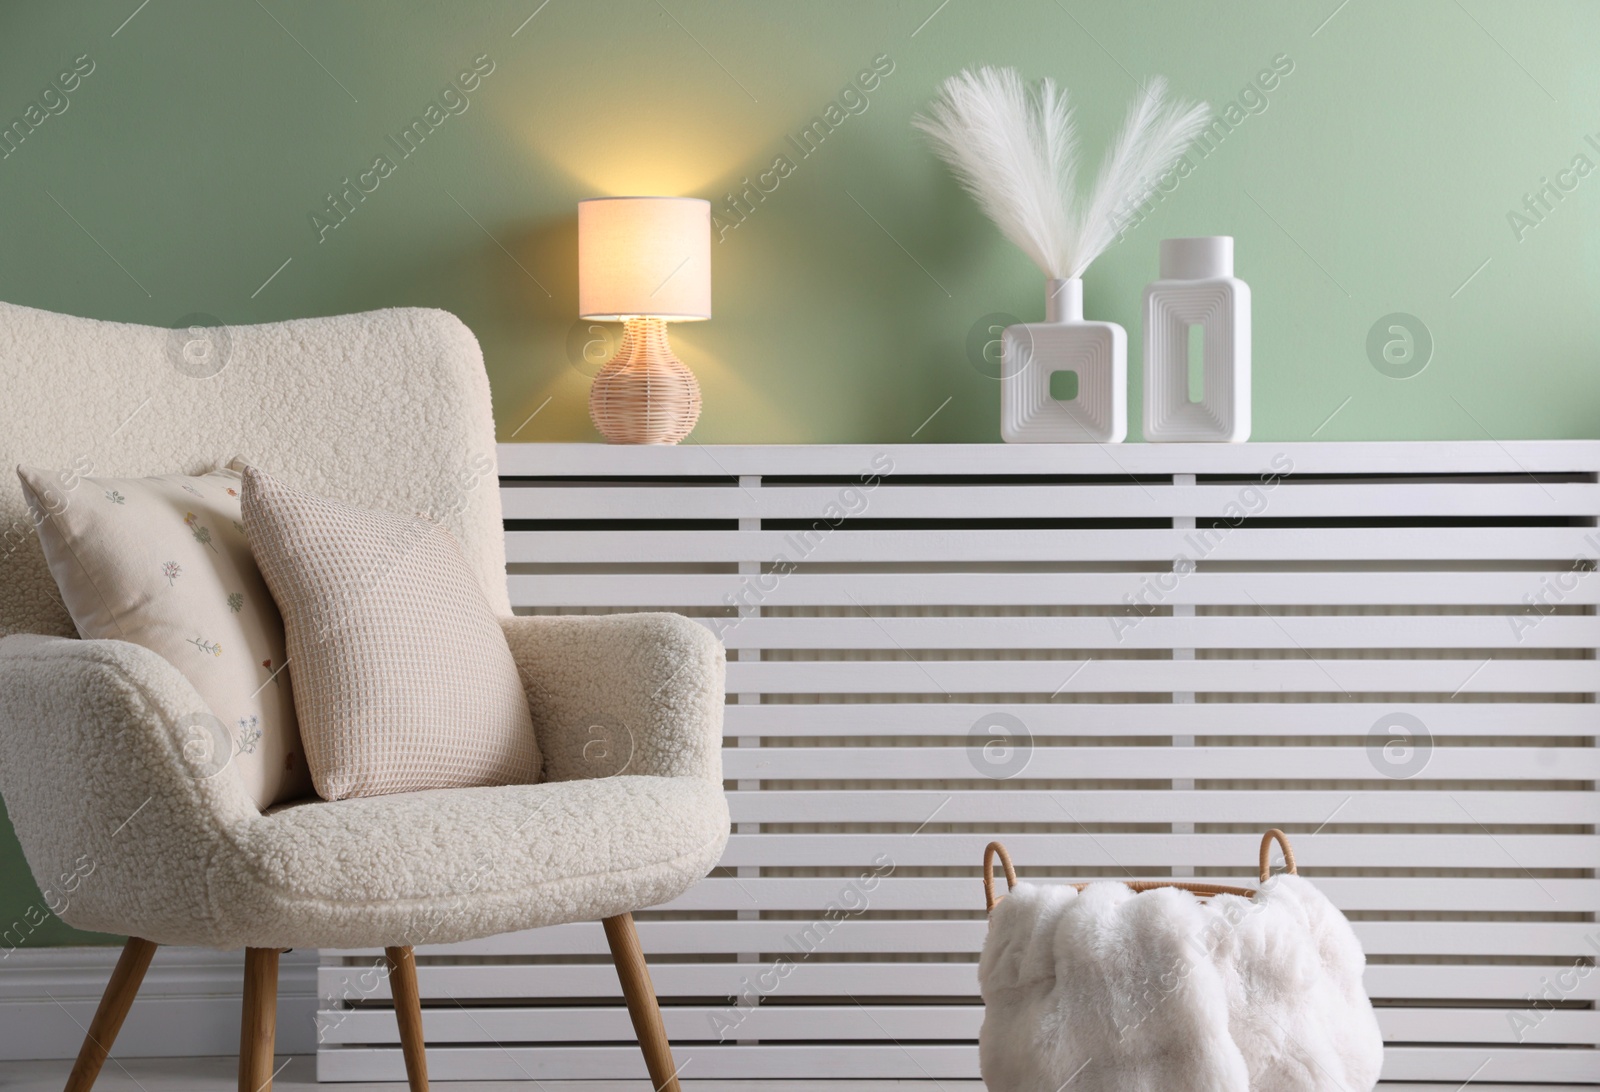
[979, 875, 1383, 1092]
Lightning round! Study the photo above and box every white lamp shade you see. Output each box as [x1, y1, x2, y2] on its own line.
[578, 197, 711, 321]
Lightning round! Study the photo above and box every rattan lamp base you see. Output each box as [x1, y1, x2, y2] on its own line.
[588, 317, 702, 445]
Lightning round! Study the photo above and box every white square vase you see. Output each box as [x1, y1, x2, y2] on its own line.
[1001, 278, 1127, 444]
[1142, 236, 1251, 443]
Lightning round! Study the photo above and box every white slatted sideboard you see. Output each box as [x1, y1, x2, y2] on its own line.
[319, 442, 1600, 1088]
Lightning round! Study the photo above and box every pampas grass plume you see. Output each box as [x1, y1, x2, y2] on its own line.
[914, 67, 1208, 280]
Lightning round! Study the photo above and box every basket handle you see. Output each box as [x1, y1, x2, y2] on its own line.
[1259, 828, 1297, 884]
[985, 832, 1292, 908]
[983, 841, 1017, 912]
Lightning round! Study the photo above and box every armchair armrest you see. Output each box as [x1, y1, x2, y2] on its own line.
[0, 634, 258, 946]
[500, 613, 725, 785]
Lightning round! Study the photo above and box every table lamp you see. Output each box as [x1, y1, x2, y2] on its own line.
[578, 196, 711, 444]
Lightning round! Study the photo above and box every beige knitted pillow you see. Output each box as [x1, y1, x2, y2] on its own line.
[241, 465, 538, 800]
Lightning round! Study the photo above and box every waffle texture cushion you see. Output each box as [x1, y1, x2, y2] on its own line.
[16, 464, 310, 808]
[241, 465, 539, 799]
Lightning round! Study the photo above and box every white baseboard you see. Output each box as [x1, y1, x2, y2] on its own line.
[0, 945, 318, 1061]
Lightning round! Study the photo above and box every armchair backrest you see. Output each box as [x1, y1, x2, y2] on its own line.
[0, 301, 510, 638]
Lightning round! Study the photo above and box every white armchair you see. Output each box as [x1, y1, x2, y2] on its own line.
[0, 301, 728, 1091]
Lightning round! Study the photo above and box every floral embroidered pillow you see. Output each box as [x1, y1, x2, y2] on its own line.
[17, 464, 311, 809]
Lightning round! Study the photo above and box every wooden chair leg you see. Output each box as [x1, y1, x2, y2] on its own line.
[384, 946, 430, 1092]
[62, 937, 158, 1092]
[603, 913, 682, 1092]
[238, 947, 280, 1092]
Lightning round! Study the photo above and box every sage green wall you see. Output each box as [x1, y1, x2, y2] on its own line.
[2, 0, 1597, 946]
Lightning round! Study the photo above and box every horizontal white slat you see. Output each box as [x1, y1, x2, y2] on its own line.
[316, 1003, 1599, 1046]
[318, 1004, 983, 1046]
[1383, 1008, 1599, 1046]
[320, 1042, 1600, 1083]
[322, 1042, 1600, 1084]
[319, 962, 1600, 1004]
[497, 440, 1600, 477]
[715, 832, 1597, 870]
[511, 571, 1600, 608]
[726, 790, 1600, 825]
[503, 481, 1600, 520]
[337, 920, 992, 958]
[724, 658, 1598, 694]
[1381, 1047, 1600, 1084]
[710, 614, 1598, 650]
[721, 746, 1595, 781]
[318, 1043, 984, 1082]
[1355, 921, 1600, 959]
[722, 703, 1600, 738]
[668, 878, 1597, 913]
[511, 574, 1600, 616]
[507, 527, 1600, 564]
[330, 919, 1600, 960]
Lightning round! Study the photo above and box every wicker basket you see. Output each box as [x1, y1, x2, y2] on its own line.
[983, 829, 1297, 913]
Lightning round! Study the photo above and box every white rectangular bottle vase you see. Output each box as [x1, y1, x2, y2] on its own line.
[1142, 236, 1251, 442]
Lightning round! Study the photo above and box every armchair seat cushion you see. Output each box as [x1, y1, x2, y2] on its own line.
[215, 775, 729, 950]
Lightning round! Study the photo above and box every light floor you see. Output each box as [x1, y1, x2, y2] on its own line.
[0, 1057, 981, 1091]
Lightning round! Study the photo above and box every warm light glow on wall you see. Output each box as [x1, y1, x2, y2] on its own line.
[508, 110, 757, 197]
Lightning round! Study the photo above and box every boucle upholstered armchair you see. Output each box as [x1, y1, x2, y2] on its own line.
[0, 301, 729, 1091]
